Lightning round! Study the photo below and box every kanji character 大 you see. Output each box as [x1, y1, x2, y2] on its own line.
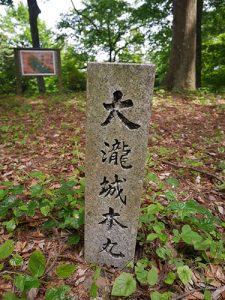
[101, 90, 140, 130]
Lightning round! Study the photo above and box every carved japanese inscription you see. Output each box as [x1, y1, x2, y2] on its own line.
[101, 90, 140, 130]
[85, 63, 155, 268]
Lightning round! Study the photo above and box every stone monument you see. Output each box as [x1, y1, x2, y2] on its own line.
[85, 62, 155, 268]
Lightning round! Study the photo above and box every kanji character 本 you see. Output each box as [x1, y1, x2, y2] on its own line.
[101, 139, 132, 169]
[99, 174, 127, 205]
[100, 238, 125, 258]
[99, 207, 128, 230]
[101, 90, 140, 130]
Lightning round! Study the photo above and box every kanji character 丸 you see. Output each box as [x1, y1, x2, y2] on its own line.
[100, 238, 125, 258]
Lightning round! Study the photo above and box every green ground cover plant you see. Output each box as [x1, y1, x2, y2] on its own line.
[0, 92, 224, 299]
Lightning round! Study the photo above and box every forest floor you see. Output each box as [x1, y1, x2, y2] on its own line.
[0, 90, 225, 300]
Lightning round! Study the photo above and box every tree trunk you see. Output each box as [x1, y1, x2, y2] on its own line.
[27, 0, 45, 94]
[163, 0, 197, 90]
[196, 0, 203, 88]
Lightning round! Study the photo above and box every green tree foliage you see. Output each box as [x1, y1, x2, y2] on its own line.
[201, 2, 225, 90]
[134, 0, 172, 28]
[61, 47, 87, 92]
[0, 1, 87, 94]
[57, 0, 144, 62]
[0, 0, 12, 5]
[0, 33, 15, 94]
[0, 0, 225, 93]
[0, 2, 52, 48]
[134, 0, 173, 85]
[0, 2, 53, 94]
[135, 0, 225, 90]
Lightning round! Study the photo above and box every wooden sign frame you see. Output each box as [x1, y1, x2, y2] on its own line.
[14, 48, 62, 94]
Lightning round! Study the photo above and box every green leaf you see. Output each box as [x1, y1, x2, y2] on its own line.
[10, 254, 23, 267]
[14, 275, 25, 292]
[177, 265, 192, 286]
[150, 291, 172, 300]
[3, 219, 17, 232]
[194, 239, 212, 251]
[153, 222, 165, 234]
[0, 240, 15, 261]
[135, 264, 148, 284]
[24, 276, 40, 290]
[0, 189, 7, 200]
[42, 219, 57, 230]
[150, 291, 161, 300]
[156, 246, 172, 260]
[30, 185, 43, 197]
[30, 171, 46, 181]
[136, 258, 149, 268]
[40, 206, 51, 216]
[15, 275, 25, 292]
[111, 272, 136, 297]
[204, 289, 212, 300]
[0, 263, 4, 270]
[11, 185, 24, 195]
[147, 266, 158, 286]
[90, 282, 98, 298]
[93, 266, 101, 281]
[146, 172, 159, 183]
[180, 225, 203, 246]
[15, 274, 40, 292]
[56, 264, 76, 279]
[164, 190, 177, 201]
[67, 234, 80, 246]
[28, 250, 46, 278]
[164, 272, 176, 285]
[18, 204, 28, 212]
[217, 182, 225, 191]
[147, 203, 164, 215]
[27, 201, 38, 217]
[147, 233, 158, 241]
[60, 210, 84, 229]
[217, 160, 225, 171]
[3, 292, 21, 300]
[158, 233, 167, 242]
[172, 229, 180, 243]
[45, 285, 71, 300]
[166, 177, 180, 188]
[126, 261, 134, 268]
[192, 218, 217, 232]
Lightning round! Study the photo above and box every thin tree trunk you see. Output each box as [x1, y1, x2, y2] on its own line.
[27, 0, 45, 94]
[196, 0, 203, 88]
[164, 0, 197, 90]
[109, 49, 113, 62]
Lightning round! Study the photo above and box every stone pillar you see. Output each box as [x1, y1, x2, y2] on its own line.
[85, 63, 155, 268]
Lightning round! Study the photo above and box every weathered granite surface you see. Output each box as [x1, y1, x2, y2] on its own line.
[85, 62, 155, 268]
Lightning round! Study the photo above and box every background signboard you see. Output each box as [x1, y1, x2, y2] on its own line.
[15, 48, 60, 76]
[14, 48, 62, 94]
[19, 50, 57, 76]
[20, 50, 56, 76]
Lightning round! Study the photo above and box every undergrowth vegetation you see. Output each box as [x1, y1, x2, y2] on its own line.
[0, 91, 224, 299]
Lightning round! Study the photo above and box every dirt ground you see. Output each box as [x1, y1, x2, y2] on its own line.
[0, 91, 224, 299]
